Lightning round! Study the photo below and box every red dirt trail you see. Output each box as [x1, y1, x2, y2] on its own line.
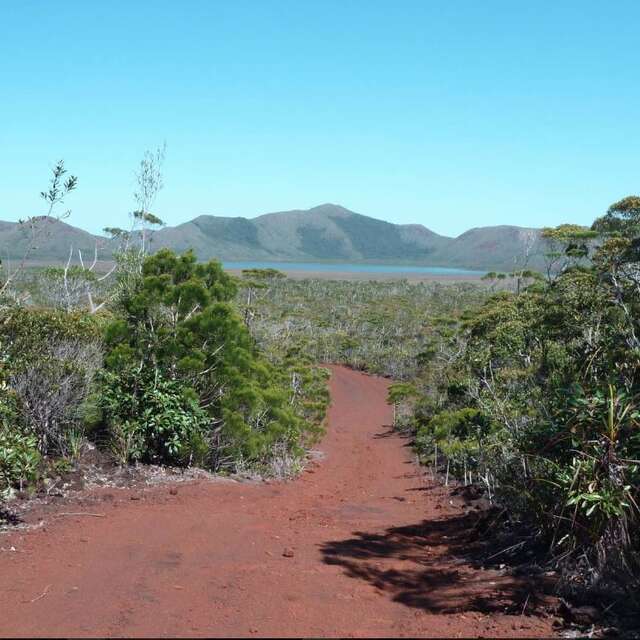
[0, 366, 556, 638]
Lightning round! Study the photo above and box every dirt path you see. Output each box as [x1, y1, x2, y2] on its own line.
[0, 366, 557, 638]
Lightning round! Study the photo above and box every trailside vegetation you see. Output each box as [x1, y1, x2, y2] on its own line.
[99, 249, 325, 474]
[397, 197, 640, 603]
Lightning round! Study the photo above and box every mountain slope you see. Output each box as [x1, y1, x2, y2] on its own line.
[152, 204, 459, 264]
[432, 225, 544, 271]
[0, 217, 109, 264]
[0, 205, 546, 271]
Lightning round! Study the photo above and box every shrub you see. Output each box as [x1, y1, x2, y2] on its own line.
[403, 210, 640, 596]
[0, 427, 40, 495]
[0, 307, 102, 455]
[101, 249, 321, 473]
[415, 408, 494, 485]
[0, 387, 40, 494]
[99, 369, 210, 466]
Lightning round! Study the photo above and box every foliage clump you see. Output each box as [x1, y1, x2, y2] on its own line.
[0, 158, 329, 501]
[0, 307, 101, 456]
[399, 199, 640, 600]
[99, 249, 324, 472]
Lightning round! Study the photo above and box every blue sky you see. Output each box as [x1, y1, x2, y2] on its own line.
[1, 0, 639, 237]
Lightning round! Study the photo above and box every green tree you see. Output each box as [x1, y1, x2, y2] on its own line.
[101, 249, 316, 471]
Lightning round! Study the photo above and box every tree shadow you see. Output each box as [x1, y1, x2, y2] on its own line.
[320, 512, 554, 615]
[373, 427, 399, 439]
[373, 425, 415, 444]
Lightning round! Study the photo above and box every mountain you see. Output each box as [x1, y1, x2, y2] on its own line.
[432, 225, 544, 271]
[150, 204, 451, 263]
[0, 217, 109, 264]
[150, 204, 545, 270]
[0, 205, 546, 272]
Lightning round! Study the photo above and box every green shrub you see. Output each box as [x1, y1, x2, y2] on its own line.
[101, 249, 322, 473]
[0, 307, 102, 455]
[402, 209, 640, 595]
[0, 388, 40, 494]
[99, 369, 210, 466]
[0, 427, 40, 495]
[415, 408, 494, 482]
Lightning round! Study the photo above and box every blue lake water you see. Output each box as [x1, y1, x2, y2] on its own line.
[222, 261, 484, 275]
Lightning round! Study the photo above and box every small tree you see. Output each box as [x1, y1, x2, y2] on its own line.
[0, 160, 77, 300]
[592, 196, 640, 236]
[133, 144, 166, 257]
[541, 224, 598, 282]
[238, 268, 287, 328]
[387, 382, 418, 429]
[511, 229, 538, 294]
[101, 249, 311, 470]
[103, 145, 168, 306]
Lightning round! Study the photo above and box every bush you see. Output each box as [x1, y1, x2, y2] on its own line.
[0, 307, 102, 455]
[415, 408, 494, 485]
[0, 427, 40, 495]
[0, 387, 40, 495]
[403, 218, 640, 596]
[99, 369, 210, 466]
[101, 249, 322, 473]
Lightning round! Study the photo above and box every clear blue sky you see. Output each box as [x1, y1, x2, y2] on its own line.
[1, 0, 638, 237]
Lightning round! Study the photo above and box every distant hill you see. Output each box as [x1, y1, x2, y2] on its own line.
[0, 205, 546, 272]
[0, 216, 109, 265]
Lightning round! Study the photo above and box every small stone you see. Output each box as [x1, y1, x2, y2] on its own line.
[282, 548, 295, 558]
[169, 487, 178, 496]
[569, 605, 599, 626]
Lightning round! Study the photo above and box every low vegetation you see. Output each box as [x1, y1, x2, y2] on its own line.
[392, 197, 640, 605]
[237, 275, 487, 379]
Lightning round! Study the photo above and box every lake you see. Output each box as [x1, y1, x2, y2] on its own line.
[222, 261, 484, 276]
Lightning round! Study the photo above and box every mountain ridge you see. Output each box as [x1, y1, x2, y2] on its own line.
[0, 204, 546, 271]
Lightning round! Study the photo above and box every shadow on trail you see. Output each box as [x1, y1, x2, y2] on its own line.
[372, 426, 398, 439]
[320, 512, 551, 615]
[373, 429, 416, 455]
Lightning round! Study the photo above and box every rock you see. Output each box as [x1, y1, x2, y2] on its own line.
[282, 548, 295, 558]
[565, 604, 600, 626]
[169, 488, 178, 496]
[571, 605, 600, 626]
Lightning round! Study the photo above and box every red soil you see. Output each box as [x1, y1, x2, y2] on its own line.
[0, 366, 557, 638]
